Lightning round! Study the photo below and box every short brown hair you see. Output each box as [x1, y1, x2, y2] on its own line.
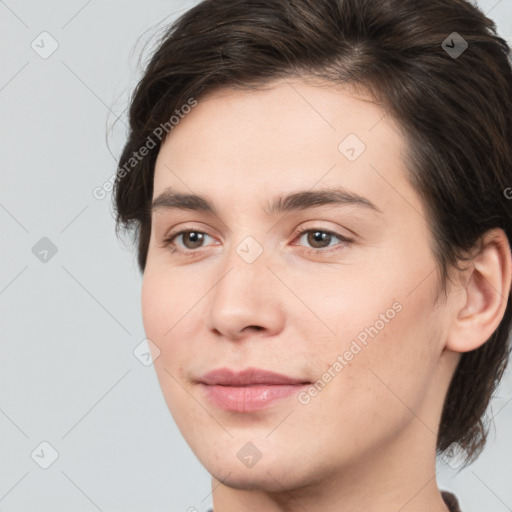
[113, 0, 512, 465]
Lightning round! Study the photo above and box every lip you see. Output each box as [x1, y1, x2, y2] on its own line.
[198, 367, 311, 413]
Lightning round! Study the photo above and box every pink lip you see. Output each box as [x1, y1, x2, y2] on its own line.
[198, 367, 310, 413]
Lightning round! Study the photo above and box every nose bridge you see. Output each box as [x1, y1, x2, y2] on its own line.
[206, 230, 284, 338]
[214, 232, 269, 304]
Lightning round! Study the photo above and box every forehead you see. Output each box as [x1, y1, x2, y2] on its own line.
[157, 77, 401, 160]
[152, 77, 421, 221]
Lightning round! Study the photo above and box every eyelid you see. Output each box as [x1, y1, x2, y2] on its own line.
[160, 226, 218, 252]
[162, 222, 219, 242]
[290, 226, 354, 253]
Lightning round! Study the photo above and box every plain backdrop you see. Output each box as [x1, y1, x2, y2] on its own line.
[1, 1, 511, 511]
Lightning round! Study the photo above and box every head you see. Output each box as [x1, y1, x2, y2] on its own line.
[114, 0, 512, 490]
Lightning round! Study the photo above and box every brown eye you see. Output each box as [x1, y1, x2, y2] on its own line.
[162, 230, 214, 252]
[293, 227, 354, 254]
[178, 231, 207, 249]
[306, 230, 333, 249]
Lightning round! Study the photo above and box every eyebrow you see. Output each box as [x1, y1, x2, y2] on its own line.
[150, 186, 382, 216]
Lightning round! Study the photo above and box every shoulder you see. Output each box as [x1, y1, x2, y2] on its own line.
[442, 490, 462, 512]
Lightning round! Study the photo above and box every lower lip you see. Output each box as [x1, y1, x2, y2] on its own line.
[200, 383, 309, 412]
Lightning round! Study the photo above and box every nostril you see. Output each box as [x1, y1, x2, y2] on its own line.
[244, 325, 265, 333]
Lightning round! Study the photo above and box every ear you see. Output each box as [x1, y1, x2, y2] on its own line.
[446, 228, 512, 353]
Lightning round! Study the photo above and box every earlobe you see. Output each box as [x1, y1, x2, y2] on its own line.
[446, 228, 512, 353]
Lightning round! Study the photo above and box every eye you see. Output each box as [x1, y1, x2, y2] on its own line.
[160, 226, 354, 257]
[292, 227, 354, 253]
[162, 229, 217, 253]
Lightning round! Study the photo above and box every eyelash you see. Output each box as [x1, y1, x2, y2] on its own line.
[292, 227, 354, 254]
[160, 226, 354, 257]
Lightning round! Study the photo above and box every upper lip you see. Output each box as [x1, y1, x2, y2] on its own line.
[198, 367, 310, 386]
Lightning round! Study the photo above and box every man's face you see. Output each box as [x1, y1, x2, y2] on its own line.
[142, 78, 454, 491]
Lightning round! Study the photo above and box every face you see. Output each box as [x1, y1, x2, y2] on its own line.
[141, 77, 455, 492]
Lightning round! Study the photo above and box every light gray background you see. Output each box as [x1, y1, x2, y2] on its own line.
[1, 1, 511, 511]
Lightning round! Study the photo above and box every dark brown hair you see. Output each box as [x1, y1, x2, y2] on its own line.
[113, 0, 512, 465]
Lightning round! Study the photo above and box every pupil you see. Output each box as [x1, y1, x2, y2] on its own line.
[186, 232, 203, 248]
[310, 231, 329, 248]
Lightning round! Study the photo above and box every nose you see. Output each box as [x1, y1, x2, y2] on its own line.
[205, 242, 286, 341]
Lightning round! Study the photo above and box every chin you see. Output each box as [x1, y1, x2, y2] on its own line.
[202, 452, 318, 494]
[210, 467, 299, 492]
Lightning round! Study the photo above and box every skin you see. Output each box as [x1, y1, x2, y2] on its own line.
[141, 77, 511, 512]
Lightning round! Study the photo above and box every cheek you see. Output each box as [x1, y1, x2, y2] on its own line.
[301, 259, 442, 418]
[140, 269, 192, 387]
[141, 272, 167, 342]
[141, 265, 199, 342]
[141, 270, 197, 418]
[140, 265, 213, 390]
[297, 308, 442, 465]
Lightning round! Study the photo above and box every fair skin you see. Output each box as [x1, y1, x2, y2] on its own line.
[141, 77, 511, 512]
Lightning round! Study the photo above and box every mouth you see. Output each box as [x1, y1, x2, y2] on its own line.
[197, 367, 311, 413]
